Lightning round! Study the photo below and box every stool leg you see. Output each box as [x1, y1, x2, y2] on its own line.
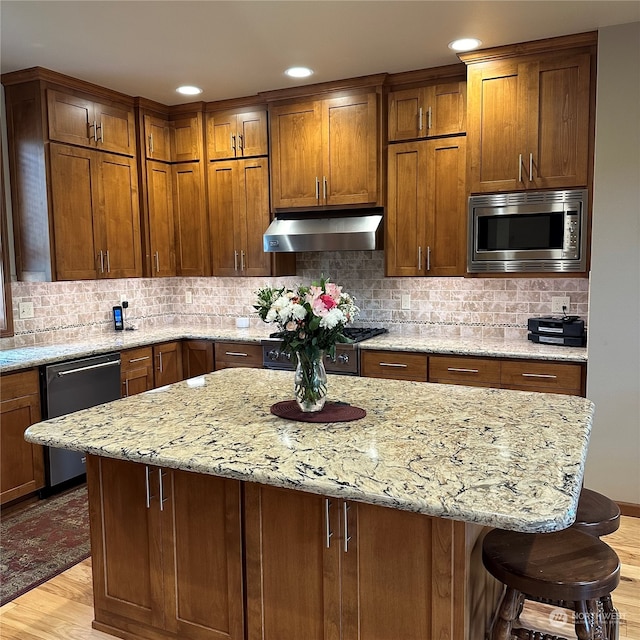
[601, 595, 619, 640]
[492, 587, 523, 640]
[574, 599, 602, 640]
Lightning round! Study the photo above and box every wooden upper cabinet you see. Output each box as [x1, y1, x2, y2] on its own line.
[47, 89, 136, 156]
[49, 143, 142, 280]
[173, 113, 203, 162]
[269, 91, 380, 210]
[206, 109, 268, 160]
[465, 50, 592, 193]
[386, 136, 466, 277]
[388, 80, 466, 141]
[143, 114, 172, 161]
[146, 160, 176, 277]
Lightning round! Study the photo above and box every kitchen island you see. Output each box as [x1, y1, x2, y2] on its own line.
[24, 368, 594, 640]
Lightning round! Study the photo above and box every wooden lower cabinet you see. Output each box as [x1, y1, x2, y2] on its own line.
[0, 368, 44, 505]
[153, 341, 183, 387]
[360, 349, 428, 381]
[429, 355, 501, 388]
[87, 455, 244, 640]
[182, 340, 214, 378]
[214, 341, 262, 370]
[121, 346, 154, 397]
[244, 483, 471, 640]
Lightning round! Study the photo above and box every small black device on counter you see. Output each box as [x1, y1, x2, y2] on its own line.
[527, 316, 586, 347]
[113, 305, 124, 331]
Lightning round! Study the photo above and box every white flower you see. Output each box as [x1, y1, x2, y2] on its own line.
[291, 303, 307, 321]
[265, 308, 279, 323]
[319, 307, 345, 329]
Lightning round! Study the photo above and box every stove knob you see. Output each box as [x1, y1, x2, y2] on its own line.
[338, 353, 349, 364]
[268, 349, 280, 361]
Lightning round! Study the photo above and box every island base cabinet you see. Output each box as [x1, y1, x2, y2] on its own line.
[87, 456, 244, 640]
[244, 483, 468, 640]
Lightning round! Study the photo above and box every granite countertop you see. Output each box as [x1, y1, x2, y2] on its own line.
[25, 368, 593, 534]
[0, 324, 587, 374]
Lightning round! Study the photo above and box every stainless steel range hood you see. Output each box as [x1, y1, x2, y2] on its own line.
[263, 211, 383, 252]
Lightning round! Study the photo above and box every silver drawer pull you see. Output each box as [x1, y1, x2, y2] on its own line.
[225, 351, 248, 357]
[343, 501, 351, 553]
[325, 499, 333, 549]
[447, 367, 479, 374]
[379, 362, 408, 368]
[521, 373, 558, 379]
[129, 356, 150, 363]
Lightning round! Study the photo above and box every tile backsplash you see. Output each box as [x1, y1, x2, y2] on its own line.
[5, 251, 589, 347]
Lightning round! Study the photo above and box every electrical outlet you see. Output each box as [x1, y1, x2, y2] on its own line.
[19, 301, 34, 319]
[185, 290, 193, 304]
[401, 294, 411, 310]
[551, 296, 570, 315]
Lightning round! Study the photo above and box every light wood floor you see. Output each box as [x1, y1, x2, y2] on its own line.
[0, 516, 638, 640]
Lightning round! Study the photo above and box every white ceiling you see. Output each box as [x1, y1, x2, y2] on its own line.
[2, 1, 639, 105]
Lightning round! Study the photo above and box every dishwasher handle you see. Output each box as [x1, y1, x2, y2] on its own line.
[56, 359, 122, 377]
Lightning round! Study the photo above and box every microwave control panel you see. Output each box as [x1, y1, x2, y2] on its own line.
[563, 209, 580, 258]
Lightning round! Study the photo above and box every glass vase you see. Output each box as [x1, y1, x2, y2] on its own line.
[294, 350, 328, 412]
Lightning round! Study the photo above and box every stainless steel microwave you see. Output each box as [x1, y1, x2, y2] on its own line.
[467, 189, 588, 273]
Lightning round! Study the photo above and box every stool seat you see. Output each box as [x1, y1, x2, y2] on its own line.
[483, 527, 620, 602]
[572, 488, 621, 537]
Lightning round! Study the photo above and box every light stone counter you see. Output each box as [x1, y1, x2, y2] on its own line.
[25, 367, 593, 534]
[0, 324, 586, 374]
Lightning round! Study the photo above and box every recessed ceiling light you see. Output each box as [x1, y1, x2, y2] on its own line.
[176, 85, 203, 96]
[284, 66, 313, 79]
[448, 38, 482, 52]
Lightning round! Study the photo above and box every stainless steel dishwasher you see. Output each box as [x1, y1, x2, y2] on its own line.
[41, 352, 121, 491]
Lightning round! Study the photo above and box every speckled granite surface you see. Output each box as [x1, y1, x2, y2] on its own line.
[0, 325, 587, 373]
[25, 368, 593, 533]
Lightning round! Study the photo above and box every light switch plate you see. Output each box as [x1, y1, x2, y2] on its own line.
[185, 291, 193, 304]
[401, 294, 411, 310]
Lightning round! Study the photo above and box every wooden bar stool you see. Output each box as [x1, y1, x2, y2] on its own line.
[571, 488, 621, 538]
[483, 527, 620, 640]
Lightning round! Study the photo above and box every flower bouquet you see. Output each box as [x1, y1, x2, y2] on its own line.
[254, 276, 359, 412]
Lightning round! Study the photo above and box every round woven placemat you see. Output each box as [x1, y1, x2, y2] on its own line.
[270, 400, 366, 423]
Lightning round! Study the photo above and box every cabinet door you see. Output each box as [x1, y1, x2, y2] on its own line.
[209, 161, 242, 276]
[98, 152, 143, 278]
[424, 136, 467, 276]
[154, 341, 183, 387]
[388, 87, 424, 141]
[207, 111, 239, 160]
[245, 484, 341, 640]
[47, 90, 94, 148]
[121, 347, 154, 397]
[146, 161, 176, 277]
[238, 158, 271, 276]
[173, 162, 209, 276]
[424, 81, 466, 138]
[341, 503, 466, 640]
[323, 93, 378, 206]
[526, 53, 591, 189]
[467, 60, 525, 193]
[144, 114, 172, 161]
[269, 101, 323, 209]
[162, 471, 244, 640]
[182, 340, 214, 378]
[0, 369, 44, 505]
[385, 142, 428, 276]
[173, 114, 202, 162]
[49, 143, 100, 280]
[237, 110, 268, 158]
[88, 456, 164, 629]
[92, 99, 136, 156]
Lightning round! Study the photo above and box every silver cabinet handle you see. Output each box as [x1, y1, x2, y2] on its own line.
[418, 107, 423, 131]
[225, 351, 248, 357]
[145, 465, 153, 508]
[155, 251, 160, 273]
[427, 106, 432, 130]
[380, 362, 408, 368]
[231, 134, 236, 154]
[129, 356, 150, 363]
[237, 133, 243, 152]
[93, 120, 98, 142]
[89, 121, 96, 140]
[157, 351, 163, 372]
[124, 378, 129, 397]
[57, 359, 121, 376]
[315, 177, 320, 202]
[418, 246, 422, 271]
[325, 498, 333, 548]
[521, 373, 557, 379]
[234, 250, 238, 271]
[343, 502, 351, 553]
[158, 469, 169, 511]
[148, 133, 154, 154]
[99, 250, 104, 273]
[241, 250, 245, 272]
[96, 121, 103, 143]
[518, 153, 523, 182]
[529, 152, 533, 182]
[323, 176, 327, 202]
[427, 246, 431, 271]
[106, 250, 111, 273]
[447, 367, 480, 374]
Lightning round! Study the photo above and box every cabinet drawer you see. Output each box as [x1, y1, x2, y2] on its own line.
[429, 356, 501, 387]
[360, 350, 428, 381]
[0, 368, 40, 400]
[215, 342, 263, 370]
[120, 346, 153, 373]
[501, 361, 584, 395]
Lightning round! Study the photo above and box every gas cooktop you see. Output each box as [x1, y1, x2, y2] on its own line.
[268, 327, 387, 343]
